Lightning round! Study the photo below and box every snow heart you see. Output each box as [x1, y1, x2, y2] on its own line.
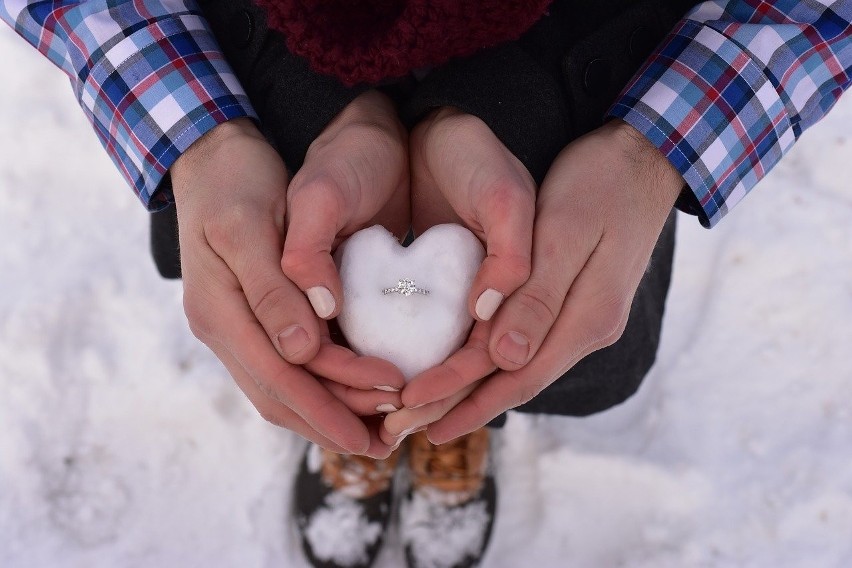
[335, 224, 486, 380]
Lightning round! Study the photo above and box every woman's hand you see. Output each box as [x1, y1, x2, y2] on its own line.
[380, 108, 537, 445]
[282, 90, 410, 319]
[409, 107, 536, 321]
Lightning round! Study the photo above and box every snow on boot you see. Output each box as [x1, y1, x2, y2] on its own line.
[401, 428, 496, 568]
[294, 443, 401, 568]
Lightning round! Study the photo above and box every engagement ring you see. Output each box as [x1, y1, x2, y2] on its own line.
[382, 278, 430, 297]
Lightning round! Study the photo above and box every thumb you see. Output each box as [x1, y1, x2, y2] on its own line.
[282, 176, 345, 320]
[468, 176, 535, 323]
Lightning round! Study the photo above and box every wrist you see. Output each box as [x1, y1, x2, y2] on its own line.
[171, 118, 262, 192]
[603, 118, 684, 208]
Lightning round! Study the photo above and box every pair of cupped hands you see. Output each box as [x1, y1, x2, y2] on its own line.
[170, 89, 684, 458]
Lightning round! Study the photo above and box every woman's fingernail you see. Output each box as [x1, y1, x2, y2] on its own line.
[395, 425, 426, 439]
[278, 325, 309, 358]
[374, 385, 401, 392]
[376, 403, 399, 413]
[475, 288, 504, 321]
[306, 286, 336, 319]
[497, 331, 530, 365]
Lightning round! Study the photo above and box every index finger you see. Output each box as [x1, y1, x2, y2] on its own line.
[305, 321, 407, 391]
[400, 321, 495, 409]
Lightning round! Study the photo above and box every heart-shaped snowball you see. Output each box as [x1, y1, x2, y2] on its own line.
[336, 224, 485, 380]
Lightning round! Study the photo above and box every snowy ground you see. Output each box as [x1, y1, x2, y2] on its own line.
[2, 25, 852, 568]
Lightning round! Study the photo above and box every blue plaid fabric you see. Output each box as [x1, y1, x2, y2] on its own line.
[0, 0, 257, 209]
[609, 0, 852, 227]
[2, 1, 850, 221]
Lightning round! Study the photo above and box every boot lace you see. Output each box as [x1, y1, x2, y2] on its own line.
[321, 449, 401, 499]
[409, 428, 489, 503]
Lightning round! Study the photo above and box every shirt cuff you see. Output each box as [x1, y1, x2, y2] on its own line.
[81, 14, 257, 210]
[607, 19, 795, 228]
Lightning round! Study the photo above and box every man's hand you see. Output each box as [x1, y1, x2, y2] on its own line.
[393, 119, 684, 444]
[171, 91, 410, 458]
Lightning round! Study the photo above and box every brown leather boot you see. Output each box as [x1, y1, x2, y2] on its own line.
[401, 428, 497, 568]
[294, 444, 402, 568]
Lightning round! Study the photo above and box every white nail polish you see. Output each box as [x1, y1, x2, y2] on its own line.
[306, 286, 336, 319]
[374, 385, 401, 392]
[475, 288, 504, 321]
[376, 403, 399, 413]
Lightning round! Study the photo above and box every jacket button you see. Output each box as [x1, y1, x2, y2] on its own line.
[629, 26, 655, 62]
[231, 9, 254, 49]
[583, 58, 611, 96]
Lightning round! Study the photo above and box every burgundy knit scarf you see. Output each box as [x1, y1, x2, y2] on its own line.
[255, 0, 554, 86]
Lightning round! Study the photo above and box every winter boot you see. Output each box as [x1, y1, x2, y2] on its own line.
[401, 428, 497, 568]
[294, 444, 401, 568]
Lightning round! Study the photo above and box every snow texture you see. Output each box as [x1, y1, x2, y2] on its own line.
[304, 492, 383, 567]
[401, 490, 490, 568]
[336, 224, 485, 380]
[3, 25, 852, 568]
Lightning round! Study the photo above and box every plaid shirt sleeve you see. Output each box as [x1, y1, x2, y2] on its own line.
[608, 1, 852, 227]
[0, 0, 257, 209]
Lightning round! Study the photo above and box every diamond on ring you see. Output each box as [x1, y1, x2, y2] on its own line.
[382, 278, 430, 297]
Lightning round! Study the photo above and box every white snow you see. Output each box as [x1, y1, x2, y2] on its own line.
[3, 24, 852, 568]
[401, 489, 490, 568]
[336, 224, 484, 380]
[303, 492, 383, 567]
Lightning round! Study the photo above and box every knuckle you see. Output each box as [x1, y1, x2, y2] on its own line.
[257, 408, 289, 429]
[586, 296, 631, 348]
[205, 203, 253, 250]
[514, 282, 562, 323]
[288, 174, 344, 218]
[514, 381, 549, 408]
[248, 284, 291, 323]
[500, 254, 532, 286]
[254, 372, 285, 404]
[600, 316, 629, 349]
[279, 248, 309, 277]
[182, 295, 214, 340]
[422, 112, 488, 157]
[186, 320, 207, 342]
[487, 182, 534, 216]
